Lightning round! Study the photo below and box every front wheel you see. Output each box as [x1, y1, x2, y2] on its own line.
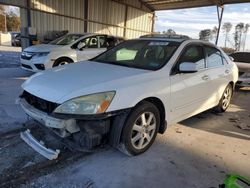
[120, 101, 160, 156]
[214, 84, 233, 113]
[53, 58, 73, 67]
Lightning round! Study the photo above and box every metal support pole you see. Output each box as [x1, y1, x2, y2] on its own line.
[27, 0, 31, 27]
[84, 0, 88, 33]
[151, 12, 155, 34]
[123, 5, 128, 38]
[215, 5, 224, 45]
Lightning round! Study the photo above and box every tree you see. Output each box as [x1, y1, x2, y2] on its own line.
[242, 24, 249, 51]
[222, 22, 232, 47]
[0, 5, 7, 32]
[6, 11, 20, 31]
[199, 29, 211, 41]
[162, 29, 176, 35]
[210, 26, 218, 41]
[234, 23, 244, 51]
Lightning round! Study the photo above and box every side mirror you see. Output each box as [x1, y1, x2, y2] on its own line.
[179, 62, 197, 73]
[77, 42, 86, 50]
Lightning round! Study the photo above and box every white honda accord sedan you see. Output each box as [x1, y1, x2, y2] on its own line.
[19, 36, 238, 160]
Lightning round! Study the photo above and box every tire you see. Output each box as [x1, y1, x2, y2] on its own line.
[53, 57, 73, 67]
[214, 84, 233, 113]
[120, 101, 160, 156]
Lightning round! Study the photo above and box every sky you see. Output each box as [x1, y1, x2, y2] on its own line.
[155, 3, 250, 51]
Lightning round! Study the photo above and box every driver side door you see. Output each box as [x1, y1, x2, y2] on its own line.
[76, 35, 108, 61]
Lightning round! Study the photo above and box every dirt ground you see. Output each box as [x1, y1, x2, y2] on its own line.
[0, 46, 249, 188]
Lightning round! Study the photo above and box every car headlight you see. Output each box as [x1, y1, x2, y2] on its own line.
[53, 91, 115, 115]
[34, 52, 49, 58]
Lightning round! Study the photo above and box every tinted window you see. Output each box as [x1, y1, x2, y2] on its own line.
[93, 40, 179, 70]
[205, 47, 223, 68]
[178, 45, 205, 70]
[230, 52, 250, 63]
[76, 35, 107, 49]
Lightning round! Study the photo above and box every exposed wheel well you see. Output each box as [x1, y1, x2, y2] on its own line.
[53, 57, 74, 67]
[141, 97, 167, 134]
[229, 81, 235, 91]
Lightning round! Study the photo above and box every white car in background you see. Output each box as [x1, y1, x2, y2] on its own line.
[19, 36, 238, 160]
[20, 33, 124, 72]
[229, 52, 250, 87]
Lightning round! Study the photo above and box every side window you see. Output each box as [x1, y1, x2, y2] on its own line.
[88, 36, 98, 48]
[178, 45, 205, 70]
[97, 35, 107, 48]
[205, 47, 223, 68]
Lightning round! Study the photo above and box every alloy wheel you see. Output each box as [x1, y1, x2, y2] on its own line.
[131, 112, 156, 150]
[222, 86, 232, 110]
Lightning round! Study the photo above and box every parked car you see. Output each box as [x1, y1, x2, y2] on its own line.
[20, 33, 124, 72]
[10, 32, 21, 47]
[229, 52, 250, 87]
[19, 36, 238, 160]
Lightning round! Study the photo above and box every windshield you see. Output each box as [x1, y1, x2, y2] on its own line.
[92, 40, 180, 70]
[49, 34, 84, 45]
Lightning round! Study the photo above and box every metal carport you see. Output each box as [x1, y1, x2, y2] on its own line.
[140, 0, 250, 44]
[0, 0, 250, 48]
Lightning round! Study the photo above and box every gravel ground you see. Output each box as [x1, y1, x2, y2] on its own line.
[0, 47, 249, 188]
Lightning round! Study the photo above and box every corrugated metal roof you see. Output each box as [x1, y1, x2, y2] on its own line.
[140, 0, 250, 11]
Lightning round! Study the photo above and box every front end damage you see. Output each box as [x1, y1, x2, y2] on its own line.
[19, 92, 130, 160]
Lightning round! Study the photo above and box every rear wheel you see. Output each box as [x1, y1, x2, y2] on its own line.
[120, 101, 160, 156]
[214, 84, 233, 113]
[53, 57, 73, 67]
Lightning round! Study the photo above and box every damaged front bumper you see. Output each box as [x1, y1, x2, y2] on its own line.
[20, 129, 60, 160]
[19, 98, 129, 160]
[19, 98, 80, 135]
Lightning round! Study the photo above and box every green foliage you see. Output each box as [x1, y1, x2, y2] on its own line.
[199, 29, 211, 41]
[162, 29, 176, 35]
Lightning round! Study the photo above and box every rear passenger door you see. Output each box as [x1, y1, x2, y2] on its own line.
[204, 46, 230, 106]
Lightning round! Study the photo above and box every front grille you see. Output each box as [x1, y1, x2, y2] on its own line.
[21, 64, 32, 70]
[21, 91, 59, 114]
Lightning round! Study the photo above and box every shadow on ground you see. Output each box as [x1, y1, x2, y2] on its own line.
[180, 88, 250, 141]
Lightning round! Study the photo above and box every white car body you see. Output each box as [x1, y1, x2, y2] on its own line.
[20, 33, 122, 72]
[230, 52, 250, 87]
[19, 38, 238, 159]
[235, 62, 250, 87]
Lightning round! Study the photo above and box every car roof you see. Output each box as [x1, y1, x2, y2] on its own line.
[139, 34, 218, 46]
[136, 37, 215, 45]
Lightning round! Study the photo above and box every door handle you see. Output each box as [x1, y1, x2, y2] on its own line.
[225, 70, 230, 74]
[202, 75, 209, 81]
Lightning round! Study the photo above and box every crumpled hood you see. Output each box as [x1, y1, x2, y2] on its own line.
[22, 61, 150, 103]
[23, 44, 61, 53]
